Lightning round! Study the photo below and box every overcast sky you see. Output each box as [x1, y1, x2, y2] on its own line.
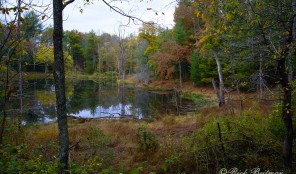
[60, 0, 176, 35]
[2, 0, 176, 35]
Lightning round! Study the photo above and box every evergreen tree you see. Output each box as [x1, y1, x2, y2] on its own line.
[22, 11, 43, 39]
[84, 30, 98, 73]
[22, 11, 43, 71]
[190, 50, 201, 85]
[65, 30, 84, 71]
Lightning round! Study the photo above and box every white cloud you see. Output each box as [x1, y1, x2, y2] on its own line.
[62, 0, 176, 35]
[2, 0, 176, 35]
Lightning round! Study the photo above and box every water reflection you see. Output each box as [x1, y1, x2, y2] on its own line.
[71, 104, 143, 119]
[5, 79, 197, 124]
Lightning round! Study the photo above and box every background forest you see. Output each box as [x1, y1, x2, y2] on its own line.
[1, 0, 295, 88]
[1, 0, 296, 173]
[2, 0, 295, 92]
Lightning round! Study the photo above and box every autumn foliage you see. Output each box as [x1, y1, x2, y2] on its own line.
[151, 41, 189, 79]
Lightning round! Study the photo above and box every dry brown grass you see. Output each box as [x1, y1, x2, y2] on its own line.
[19, 96, 274, 172]
[21, 115, 200, 171]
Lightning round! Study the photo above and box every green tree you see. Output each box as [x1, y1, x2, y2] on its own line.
[36, 45, 72, 73]
[41, 26, 53, 46]
[126, 34, 137, 74]
[194, 0, 229, 106]
[22, 11, 43, 39]
[135, 39, 150, 83]
[191, 0, 295, 171]
[173, 21, 189, 46]
[84, 30, 98, 74]
[64, 50, 73, 71]
[22, 11, 43, 71]
[64, 30, 84, 71]
[244, 0, 295, 171]
[190, 50, 201, 85]
[36, 45, 54, 73]
[97, 33, 120, 72]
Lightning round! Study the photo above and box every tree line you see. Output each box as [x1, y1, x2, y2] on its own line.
[0, 11, 140, 75]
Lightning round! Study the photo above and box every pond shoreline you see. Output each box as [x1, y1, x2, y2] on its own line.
[23, 72, 214, 97]
[16, 75, 204, 124]
[5, 73, 279, 173]
[23, 72, 213, 104]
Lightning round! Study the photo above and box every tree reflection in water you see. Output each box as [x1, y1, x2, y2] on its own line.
[5, 79, 197, 124]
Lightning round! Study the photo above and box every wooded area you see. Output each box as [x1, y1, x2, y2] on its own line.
[0, 0, 295, 173]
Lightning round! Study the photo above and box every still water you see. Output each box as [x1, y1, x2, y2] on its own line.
[6, 79, 198, 124]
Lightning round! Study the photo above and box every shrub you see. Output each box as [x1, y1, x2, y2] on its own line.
[85, 126, 115, 168]
[158, 108, 284, 173]
[0, 144, 59, 173]
[136, 125, 158, 152]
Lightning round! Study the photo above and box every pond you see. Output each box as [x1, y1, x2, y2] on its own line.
[5, 79, 199, 124]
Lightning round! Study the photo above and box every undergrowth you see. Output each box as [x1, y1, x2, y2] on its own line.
[0, 102, 294, 173]
[159, 109, 285, 173]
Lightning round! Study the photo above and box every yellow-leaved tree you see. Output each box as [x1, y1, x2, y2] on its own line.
[36, 44, 72, 73]
[36, 44, 54, 73]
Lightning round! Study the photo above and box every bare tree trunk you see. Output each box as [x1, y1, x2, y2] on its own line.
[33, 59, 36, 71]
[53, 0, 71, 173]
[278, 56, 293, 173]
[236, 82, 243, 117]
[119, 27, 126, 116]
[213, 50, 225, 106]
[98, 49, 101, 73]
[117, 56, 120, 74]
[0, 56, 10, 145]
[176, 48, 182, 87]
[281, 1, 296, 173]
[259, 57, 263, 100]
[17, 0, 23, 143]
[288, 53, 293, 82]
[212, 80, 220, 105]
[173, 88, 180, 115]
[0, 101, 7, 145]
[280, 1, 296, 173]
[45, 63, 48, 74]
[293, 0, 296, 40]
[97, 31, 101, 73]
[93, 55, 96, 72]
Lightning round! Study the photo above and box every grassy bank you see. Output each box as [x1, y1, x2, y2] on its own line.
[22, 72, 120, 81]
[22, 72, 53, 80]
[67, 72, 120, 81]
[1, 99, 293, 173]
